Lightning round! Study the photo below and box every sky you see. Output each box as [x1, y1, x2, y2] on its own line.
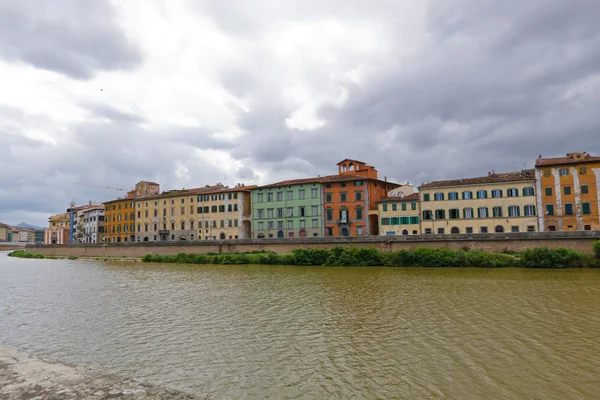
[1, 0, 599, 227]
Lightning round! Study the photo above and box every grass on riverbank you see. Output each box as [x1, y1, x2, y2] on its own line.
[8, 250, 76, 260]
[142, 243, 600, 268]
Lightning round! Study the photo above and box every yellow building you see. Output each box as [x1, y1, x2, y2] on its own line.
[104, 181, 160, 243]
[378, 193, 421, 236]
[135, 184, 254, 242]
[535, 152, 600, 231]
[0, 222, 10, 242]
[44, 213, 70, 244]
[48, 213, 70, 228]
[419, 170, 538, 234]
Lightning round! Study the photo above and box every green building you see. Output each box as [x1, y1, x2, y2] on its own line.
[252, 178, 324, 238]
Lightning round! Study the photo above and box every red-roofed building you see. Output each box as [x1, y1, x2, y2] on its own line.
[535, 152, 600, 231]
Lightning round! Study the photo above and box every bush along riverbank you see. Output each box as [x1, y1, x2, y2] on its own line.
[141, 242, 600, 268]
[7, 250, 76, 260]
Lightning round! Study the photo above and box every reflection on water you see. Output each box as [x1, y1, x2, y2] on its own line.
[1, 252, 600, 399]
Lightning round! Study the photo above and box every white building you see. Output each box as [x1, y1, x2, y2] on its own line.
[81, 206, 105, 243]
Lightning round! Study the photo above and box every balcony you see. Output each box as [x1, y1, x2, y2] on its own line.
[158, 230, 170, 235]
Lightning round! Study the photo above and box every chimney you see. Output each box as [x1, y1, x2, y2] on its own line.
[385, 176, 387, 182]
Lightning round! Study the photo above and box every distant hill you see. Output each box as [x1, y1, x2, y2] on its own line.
[15, 223, 46, 231]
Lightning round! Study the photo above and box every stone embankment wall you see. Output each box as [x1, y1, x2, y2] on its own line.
[26, 231, 600, 257]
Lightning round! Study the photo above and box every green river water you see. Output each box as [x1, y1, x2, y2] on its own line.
[1, 252, 599, 399]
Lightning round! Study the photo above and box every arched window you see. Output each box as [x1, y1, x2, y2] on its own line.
[257, 233, 265, 238]
[277, 230, 284, 238]
[341, 164, 347, 172]
[495, 225, 504, 233]
[340, 227, 349, 236]
[402, 229, 409, 235]
[220, 232, 226, 240]
[348, 163, 354, 171]
[451, 227, 460, 234]
[299, 229, 307, 238]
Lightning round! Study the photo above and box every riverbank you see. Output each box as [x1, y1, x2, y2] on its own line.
[141, 245, 600, 268]
[0, 346, 199, 399]
[7, 250, 141, 262]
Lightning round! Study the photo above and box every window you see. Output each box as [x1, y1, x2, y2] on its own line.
[527, 225, 535, 232]
[434, 192, 444, 201]
[181, 221, 185, 230]
[508, 206, 520, 217]
[234, 204, 238, 212]
[545, 188, 553, 196]
[299, 207, 306, 217]
[354, 181, 363, 186]
[478, 207, 489, 218]
[401, 203, 408, 211]
[355, 191, 362, 201]
[410, 216, 420, 225]
[524, 205, 536, 216]
[411, 202, 417, 210]
[422, 210, 433, 220]
[356, 207, 363, 220]
[326, 193, 332, 202]
[219, 205, 225, 212]
[267, 209, 274, 218]
[448, 192, 458, 200]
[511, 226, 519, 233]
[257, 193, 263, 202]
[546, 204, 554, 216]
[583, 203, 591, 215]
[326, 208, 333, 220]
[585, 225, 592, 231]
[522, 187, 534, 196]
[400, 217, 409, 224]
[287, 191, 293, 200]
[276, 192, 283, 201]
[564, 186, 571, 195]
[492, 189, 503, 198]
[311, 188, 318, 198]
[559, 168, 569, 176]
[357, 226, 364, 236]
[382, 204, 388, 212]
[462, 191, 473, 200]
[298, 190, 305, 199]
[477, 190, 488, 199]
[287, 220, 293, 229]
[267, 193, 273, 202]
[326, 227, 333, 236]
[220, 220, 225, 228]
[449, 209, 460, 219]
[463, 208, 474, 219]
[268, 221, 274, 230]
[277, 221, 284, 230]
[312, 219, 318, 228]
[381, 218, 390, 226]
[492, 207, 502, 217]
[392, 203, 398, 212]
[287, 208, 293, 217]
[437, 228, 445, 234]
[480, 227, 488, 233]
[423, 194, 430, 201]
[435, 209, 445, 220]
[340, 193, 347, 201]
[277, 208, 283, 218]
[466, 227, 473, 234]
[311, 206, 318, 216]
[564, 203, 574, 215]
[582, 185, 589, 194]
[181, 207, 185, 215]
[258, 222, 264, 230]
[507, 188, 519, 197]
[425, 228, 432, 234]
[580, 167, 587, 175]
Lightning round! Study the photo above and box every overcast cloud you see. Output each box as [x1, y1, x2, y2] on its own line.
[1, 0, 599, 227]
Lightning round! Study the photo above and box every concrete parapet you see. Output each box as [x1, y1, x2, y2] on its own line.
[25, 231, 600, 257]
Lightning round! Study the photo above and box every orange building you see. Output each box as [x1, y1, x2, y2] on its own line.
[103, 181, 160, 242]
[535, 152, 600, 231]
[323, 159, 400, 236]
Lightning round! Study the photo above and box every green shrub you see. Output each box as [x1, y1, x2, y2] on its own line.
[292, 249, 331, 265]
[593, 240, 600, 259]
[518, 247, 586, 268]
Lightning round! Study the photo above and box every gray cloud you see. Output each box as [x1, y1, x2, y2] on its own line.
[0, 0, 141, 79]
[2, 0, 600, 227]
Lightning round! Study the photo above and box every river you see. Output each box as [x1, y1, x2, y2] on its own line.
[1, 252, 600, 399]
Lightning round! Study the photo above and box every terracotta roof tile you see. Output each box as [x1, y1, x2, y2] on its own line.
[255, 174, 397, 189]
[535, 153, 600, 166]
[419, 169, 535, 189]
[378, 193, 420, 203]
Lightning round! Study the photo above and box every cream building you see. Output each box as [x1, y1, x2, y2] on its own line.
[135, 184, 254, 242]
[378, 193, 421, 236]
[0, 222, 9, 242]
[418, 170, 538, 234]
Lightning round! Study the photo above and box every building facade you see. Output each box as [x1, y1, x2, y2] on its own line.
[135, 185, 253, 242]
[324, 160, 400, 236]
[419, 170, 538, 234]
[82, 206, 105, 243]
[535, 152, 600, 231]
[378, 193, 421, 236]
[45, 213, 70, 244]
[0, 223, 9, 242]
[104, 181, 160, 243]
[252, 179, 324, 239]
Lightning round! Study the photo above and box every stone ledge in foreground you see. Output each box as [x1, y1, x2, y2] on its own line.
[0, 346, 201, 399]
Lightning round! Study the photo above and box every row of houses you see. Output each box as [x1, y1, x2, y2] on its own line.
[0, 223, 43, 243]
[44, 152, 600, 244]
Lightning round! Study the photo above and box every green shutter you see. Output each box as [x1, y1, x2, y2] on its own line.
[424, 194, 430, 201]
[583, 203, 591, 214]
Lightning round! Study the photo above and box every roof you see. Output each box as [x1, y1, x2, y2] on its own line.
[535, 152, 600, 167]
[337, 159, 368, 166]
[130, 184, 256, 202]
[419, 169, 535, 189]
[378, 193, 420, 203]
[255, 174, 398, 190]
